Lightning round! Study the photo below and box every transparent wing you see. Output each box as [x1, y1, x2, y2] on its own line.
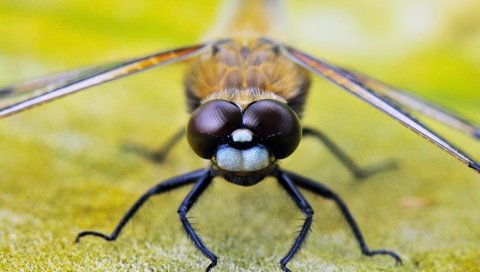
[338, 68, 480, 139]
[0, 44, 208, 118]
[283, 45, 479, 173]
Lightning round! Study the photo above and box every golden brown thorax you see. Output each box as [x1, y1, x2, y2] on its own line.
[184, 39, 310, 116]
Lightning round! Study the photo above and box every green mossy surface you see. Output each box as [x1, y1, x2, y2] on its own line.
[0, 1, 479, 271]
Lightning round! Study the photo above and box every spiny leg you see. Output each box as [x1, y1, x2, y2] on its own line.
[123, 128, 185, 164]
[303, 127, 397, 179]
[177, 171, 217, 272]
[283, 170, 402, 264]
[75, 169, 207, 243]
[275, 169, 314, 272]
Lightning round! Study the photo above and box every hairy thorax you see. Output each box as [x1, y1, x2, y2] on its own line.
[184, 39, 311, 116]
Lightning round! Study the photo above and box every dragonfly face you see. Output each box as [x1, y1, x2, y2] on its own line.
[187, 98, 301, 185]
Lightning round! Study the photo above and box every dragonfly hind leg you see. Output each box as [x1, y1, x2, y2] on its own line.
[123, 128, 185, 164]
[282, 170, 402, 265]
[303, 127, 397, 180]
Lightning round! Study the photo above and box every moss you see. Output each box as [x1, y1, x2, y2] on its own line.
[0, 1, 479, 271]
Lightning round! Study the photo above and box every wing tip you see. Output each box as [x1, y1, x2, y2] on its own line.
[469, 162, 480, 173]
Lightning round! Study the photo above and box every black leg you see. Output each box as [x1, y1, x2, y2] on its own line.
[123, 128, 185, 164]
[275, 169, 314, 272]
[75, 169, 207, 243]
[177, 171, 217, 271]
[283, 170, 402, 265]
[302, 127, 397, 179]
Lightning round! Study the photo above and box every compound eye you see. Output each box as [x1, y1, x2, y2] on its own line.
[187, 100, 242, 159]
[243, 99, 301, 159]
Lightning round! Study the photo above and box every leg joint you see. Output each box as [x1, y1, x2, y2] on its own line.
[304, 207, 314, 218]
[177, 207, 187, 217]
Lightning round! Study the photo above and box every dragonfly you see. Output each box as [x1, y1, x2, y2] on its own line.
[1, 0, 479, 271]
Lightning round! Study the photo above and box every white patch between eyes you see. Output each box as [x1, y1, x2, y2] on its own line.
[216, 146, 269, 172]
[231, 129, 253, 142]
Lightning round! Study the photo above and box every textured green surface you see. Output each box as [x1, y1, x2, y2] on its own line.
[0, 1, 479, 271]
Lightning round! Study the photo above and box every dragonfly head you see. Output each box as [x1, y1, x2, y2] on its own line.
[186, 99, 302, 185]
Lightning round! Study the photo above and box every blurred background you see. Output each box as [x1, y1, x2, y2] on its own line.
[1, 0, 479, 101]
[0, 0, 479, 271]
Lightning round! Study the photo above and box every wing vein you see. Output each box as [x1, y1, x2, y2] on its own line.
[0, 44, 209, 118]
[283, 45, 479, 173]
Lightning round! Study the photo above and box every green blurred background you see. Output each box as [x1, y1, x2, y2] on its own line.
[0, 0, 479, 271]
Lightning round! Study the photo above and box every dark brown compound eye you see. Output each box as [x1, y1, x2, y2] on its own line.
[187, 100, 242, 159]
[243, 99, 301, 159]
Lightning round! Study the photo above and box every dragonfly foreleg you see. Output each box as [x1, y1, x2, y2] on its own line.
[303, 127, 397, 179]
[123, 128, 185, 164]
[75, 169, 207, 243]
